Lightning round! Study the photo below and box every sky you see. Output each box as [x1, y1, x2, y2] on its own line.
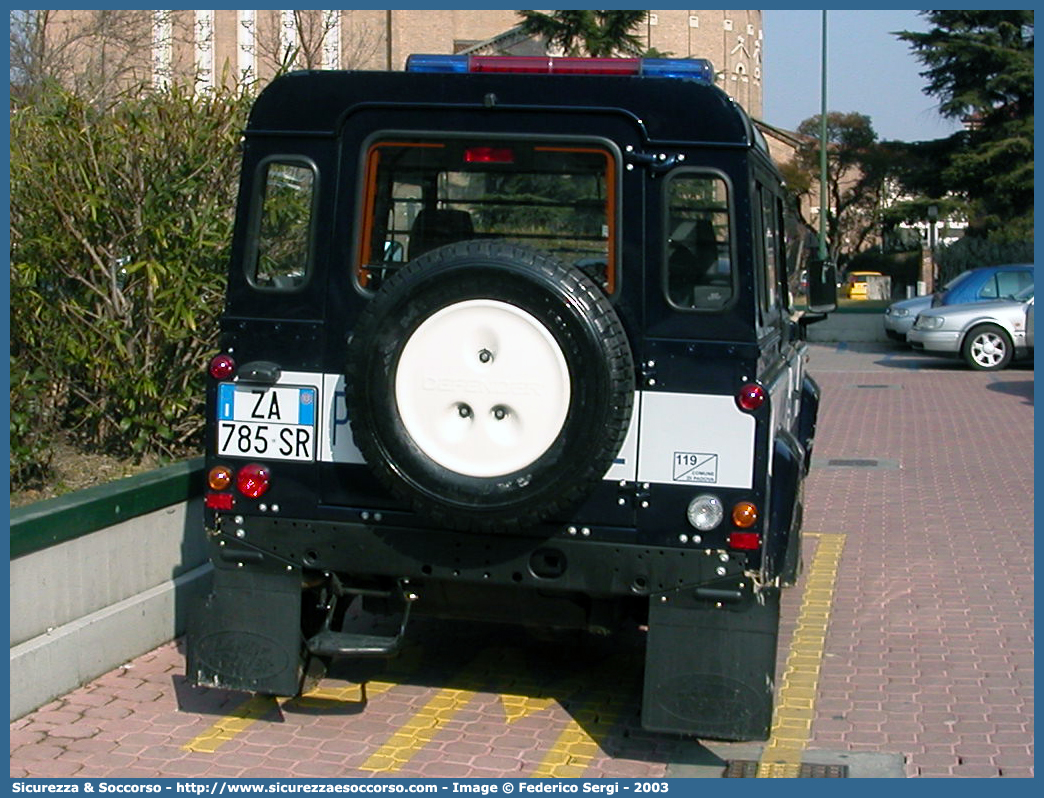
[761, 9, 965, 143]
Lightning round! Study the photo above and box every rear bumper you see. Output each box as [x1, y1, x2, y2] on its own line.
[207, 513, 750, 600]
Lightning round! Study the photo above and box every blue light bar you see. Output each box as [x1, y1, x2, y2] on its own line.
[640, 58, 715, 82]
[405, 54, 469, 74]
[405, 54, 715, 84]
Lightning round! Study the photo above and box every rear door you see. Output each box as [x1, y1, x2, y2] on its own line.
[319, 108, 645, 528]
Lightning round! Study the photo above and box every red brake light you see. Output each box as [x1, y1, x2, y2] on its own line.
[464, 146, 515, 164]
[728, 531, 761, 550]
[205, 492, 235, 511]
[236, 463, 271, 499]
[737, 383, 766, 412]
[209, 354, 236, 380]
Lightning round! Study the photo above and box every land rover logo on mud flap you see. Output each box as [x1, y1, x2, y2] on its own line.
[421, 377, 543, 397]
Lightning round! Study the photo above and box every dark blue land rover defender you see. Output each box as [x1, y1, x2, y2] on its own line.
[188, 54, 836, 742]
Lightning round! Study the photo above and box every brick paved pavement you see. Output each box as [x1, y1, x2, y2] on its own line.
[799, 343, 1034, 777]
[9, 343, 1034, 778]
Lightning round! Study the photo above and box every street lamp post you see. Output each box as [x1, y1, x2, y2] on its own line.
[818, 11, 829, 262]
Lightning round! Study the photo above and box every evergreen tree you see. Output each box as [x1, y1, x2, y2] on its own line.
[517, 10, 647, 57]
[897, 11, 1033, 238]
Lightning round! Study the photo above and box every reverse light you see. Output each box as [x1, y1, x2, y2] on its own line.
[405, 54, 714, 83]
[236, 463, 271, 499]
[209, 353, 236, 380]
[736, 383, 766, 412]
[687, 494, 724, 531]
[732, 501, 759, 528]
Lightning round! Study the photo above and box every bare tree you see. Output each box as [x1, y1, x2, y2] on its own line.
[253, 10, 382, 75]
[9, 9, 193, 107]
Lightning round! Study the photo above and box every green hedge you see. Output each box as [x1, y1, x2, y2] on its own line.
[10, 83, 252, 487]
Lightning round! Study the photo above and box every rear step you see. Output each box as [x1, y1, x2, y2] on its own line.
[306, 627, 406, 657]
[305, 576, 414, 659]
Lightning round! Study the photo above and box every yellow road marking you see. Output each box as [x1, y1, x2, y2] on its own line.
[529, 660, 636, 778]
[358, 649, 509, 772]
[529, 701, 628, 778]
[499, 691, 557, 723]
[358, 686, 480, 772]
[184, 648, 421, 753]
[757, 532, 845, 778]
[183, 694, 283, 753]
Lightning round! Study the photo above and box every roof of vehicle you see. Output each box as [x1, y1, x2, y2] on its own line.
[959, 263, 1034, 280]
[939, 263, 1033, 299]
[247, 67, 757, 150]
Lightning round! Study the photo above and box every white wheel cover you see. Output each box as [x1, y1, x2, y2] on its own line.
[395, 299, 572, 478]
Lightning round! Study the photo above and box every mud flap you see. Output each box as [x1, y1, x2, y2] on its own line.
[641, 585, 780, 741]
[187, 561, 304, 696]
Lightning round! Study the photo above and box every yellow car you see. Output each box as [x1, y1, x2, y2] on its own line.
[845, 271, 882, 300]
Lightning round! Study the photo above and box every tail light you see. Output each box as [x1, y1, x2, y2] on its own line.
[728, 531, 761, 550]
[209, 353, 236, 380]
[736, 383, 765, 412]
[205, 492, 235, 511]
[732, 501, 758, 528]
[236, 463, 271, 499]
[208, 465, 233, 490]
[205, 463, 271, 509]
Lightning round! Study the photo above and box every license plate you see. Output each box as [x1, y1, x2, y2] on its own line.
[216, 383, 317, 460]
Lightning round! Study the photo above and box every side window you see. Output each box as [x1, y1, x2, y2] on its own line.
[249, 159, 316, 290]
[760, 187, 781, 314]
[665, 174, 732, 310]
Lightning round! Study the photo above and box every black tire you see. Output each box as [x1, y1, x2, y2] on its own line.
[961, 323, 1013, 371]
[346, 240, 634, 532]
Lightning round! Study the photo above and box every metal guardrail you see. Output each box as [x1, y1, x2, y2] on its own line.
[9, 456, 205, 559]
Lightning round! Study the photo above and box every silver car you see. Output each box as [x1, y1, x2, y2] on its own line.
[909, 285, 1034, 371]
[883, 294, 933, 342]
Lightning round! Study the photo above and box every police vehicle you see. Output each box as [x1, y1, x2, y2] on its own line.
[188, 54, 836, 742]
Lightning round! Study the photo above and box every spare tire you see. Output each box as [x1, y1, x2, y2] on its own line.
[346, 240, 634, 532]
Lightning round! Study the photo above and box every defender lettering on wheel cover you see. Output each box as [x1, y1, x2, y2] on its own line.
[188, 53, 836, 742]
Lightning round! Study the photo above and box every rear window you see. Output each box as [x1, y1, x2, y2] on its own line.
[357, 138, 617, 292]
[981, 269, 1033, 299]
